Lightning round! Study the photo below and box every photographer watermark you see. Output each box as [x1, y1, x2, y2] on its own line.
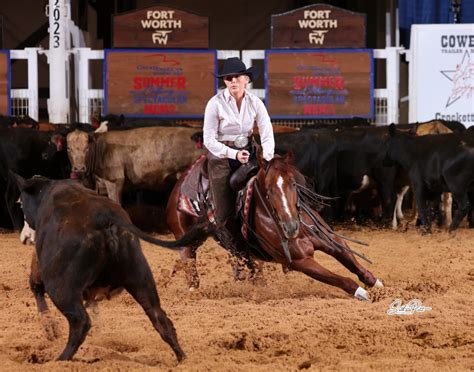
[387, 299, 432, 315]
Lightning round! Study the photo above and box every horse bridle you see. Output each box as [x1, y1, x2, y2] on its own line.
[250, 162, 301, 263]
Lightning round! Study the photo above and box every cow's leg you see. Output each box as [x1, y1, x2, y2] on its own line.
[125, 264, 185, 362]
[468, 192, 474, 228]
[392, 185, 410, 229]
[379, 184, 395, 225]
[413, 185, 431, 234]
[29, 252, 47, 312]
[30, 252, 62, 341]
[5, 180, 23, 230]
[308, 234, 381, 289]
[48, 292, 91, 360]
[103, 179, 124, 204]
[442, 192, 453, 228]
[449, 192, 470, 233]
[289, 256, 370, 300]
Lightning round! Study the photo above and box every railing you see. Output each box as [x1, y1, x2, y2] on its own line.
[10, 48, 40, 121]
[10, 47, 405, 125]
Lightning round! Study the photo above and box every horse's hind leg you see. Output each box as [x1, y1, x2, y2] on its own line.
[309, 235, 382, 289]
[172, 245, 200, 291]
[290, 256, 369, 300]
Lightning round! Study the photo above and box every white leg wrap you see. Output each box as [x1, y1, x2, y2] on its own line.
[354, 286, 369, 301]
[373, 279, 384, 288]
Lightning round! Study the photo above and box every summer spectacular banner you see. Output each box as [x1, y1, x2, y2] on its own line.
[104, 49, 217, 118]
[265, 49, 374, 119]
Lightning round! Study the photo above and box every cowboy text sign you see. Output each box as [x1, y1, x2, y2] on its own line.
[0, 51, 9, 115]
[265, 49, 374, 119]
[104, 49, 216, 118]
[113, 6, 209, 48]
[271, 4, 366, 49]
[409, 24, 474, 127]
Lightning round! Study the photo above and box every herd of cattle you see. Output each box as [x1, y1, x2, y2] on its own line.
[0, 114, 473, 235]
[4, 113, 474, 361]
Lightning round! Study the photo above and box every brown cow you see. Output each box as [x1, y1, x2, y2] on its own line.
[66, 127, 206, 203]
[13, 174, 209, 362]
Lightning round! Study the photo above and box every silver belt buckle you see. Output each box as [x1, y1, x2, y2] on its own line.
[234, 134, 249, 149]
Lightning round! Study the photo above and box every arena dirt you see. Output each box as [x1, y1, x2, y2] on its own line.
[0, 226, 473, 371]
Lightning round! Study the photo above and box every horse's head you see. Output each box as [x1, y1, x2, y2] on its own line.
[256, 149, 300, 239]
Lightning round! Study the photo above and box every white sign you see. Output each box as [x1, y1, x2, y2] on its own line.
[141, 10, 182, 46]
[409, 24, 474, 127]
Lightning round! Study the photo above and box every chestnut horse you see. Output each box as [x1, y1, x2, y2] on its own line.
[166, 150, 383, 300]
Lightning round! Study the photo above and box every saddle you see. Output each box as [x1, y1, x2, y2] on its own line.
[178, 156, 259, 224]
[178, 155, 210, 218]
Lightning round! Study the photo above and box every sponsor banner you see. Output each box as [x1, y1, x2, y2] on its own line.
[410, 24, 474, 127]
[104, 49, 217, 118]
[113, 6, 209, 48]
[0, 51, 10, 115]
[265, 49, 373, 119]
[271, 4, 366, 49]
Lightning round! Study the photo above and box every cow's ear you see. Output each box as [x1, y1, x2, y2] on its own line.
[285, 150, 294, 164]
[9, 170, 26, 191]
[388, 123, 397, 137]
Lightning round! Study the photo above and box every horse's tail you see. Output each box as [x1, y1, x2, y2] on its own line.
[100, 214, 213, 249]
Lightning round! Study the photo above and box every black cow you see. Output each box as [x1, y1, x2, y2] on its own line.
[13, 174, 210, 361]
[384, 124, 474, 233]
[0, 128, 71, 229]
[275, 126, 398, 224]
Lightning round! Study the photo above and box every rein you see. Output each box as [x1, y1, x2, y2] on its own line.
[252, 177, 293, 263]
[299, 202, 372, 264]
[240, 159, 372, 266]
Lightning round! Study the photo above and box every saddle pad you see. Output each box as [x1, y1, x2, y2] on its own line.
[177, 194, 201, 217]
[237, 176, 256, 240]
[180, 155, 207, 201]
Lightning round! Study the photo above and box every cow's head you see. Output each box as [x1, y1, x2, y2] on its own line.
[191, 131, 204, 149]
[383, 123, 409, 167]
[41, 133, 65, 160]
[10, 172, 51, 230]
[67, 130, 90, 179]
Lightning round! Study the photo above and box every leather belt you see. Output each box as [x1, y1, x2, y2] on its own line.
[221, 135, 252, 149]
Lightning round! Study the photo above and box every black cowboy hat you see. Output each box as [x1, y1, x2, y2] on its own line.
[216, 57, 260, 82]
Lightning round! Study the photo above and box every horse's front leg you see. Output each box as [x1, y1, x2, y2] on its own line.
[308, 234, 382, 289]
[289, 238, 370, 300]
[302, 208, 383, 289]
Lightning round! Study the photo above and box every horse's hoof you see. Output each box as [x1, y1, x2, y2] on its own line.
[373, 279, 384, 288]
[354, 287, 370, 301]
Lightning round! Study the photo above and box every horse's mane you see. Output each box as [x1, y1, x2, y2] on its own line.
[268, 155, 298, 174]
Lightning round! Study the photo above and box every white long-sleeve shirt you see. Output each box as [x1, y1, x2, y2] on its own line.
[203, 88, 275, 161]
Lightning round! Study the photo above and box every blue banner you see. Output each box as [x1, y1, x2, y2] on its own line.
[399, 0, 474, 47]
